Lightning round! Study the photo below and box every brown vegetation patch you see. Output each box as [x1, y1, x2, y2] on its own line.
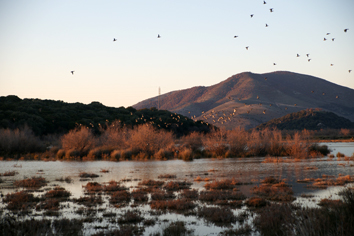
[3, 191, 40, 211]
[55, 176, 73, 183]
[83, 182, 103, 193]
[151, 190, 175, 201]
[251, 182, 295, 202]
[161, 221, 194, 236]
[261, 176, 281, 185]
[197, 206, 236, 226]
[104, 180, 127, 193]
[109, 190, 131, 204]
[180, 189, 199, 200]
[36, 199, 60, 211]
[194, 176, 211, 182]
[164, 181, 192, 191]
[199, 190, 246, 202]
[117, 210, 144, 224]
[0, 171, 18, 176]
[14, 176, 47, 189]
[138, 179, 165, 187]
[131, 189, 148, 202]
[44, 186, 71, 199]
[204, 179, 238, 190]
[245, 197, 268, 208]
[158, 174, 177, 179]
[150, 199, 196, 212]
[73, 195, 103, 207]
[318, 198, 344, 208]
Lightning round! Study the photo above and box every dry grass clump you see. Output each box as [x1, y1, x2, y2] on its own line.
[252, 179, 295, 202]
[336, 152, 345, 157]
[1, 171, 18, 176]
[297, 178, 315, 183]
[79, 172, 99, 178]
[14, 176, 47, 189]
[117, 210, 144, 224]
[161, 221, 195, 236]
[138, 179, 165, 187]
[164, 181, 192, 191]
[194, 176, 210, 182]
[109, 190, 131, 204]
[151, 190, 175, 200]
[61, 127, 96, 155]
[131, 189, 148, 202]
[318, 198, 343, 208]
[44, 186, 71, 199]
[204, 179, 238, 190]
[36, 198, 60, 211]
[73, 195, 103, 207]
[180, 189, 199, 200]
[55, 176, 73, 183]
[305, 175, 354, 189]
[245, 197, 268, 208]
[304, 166, 318, 170]
[262, 157, 284, 163]
[150, 199, 196, 212]
[179, 148, 193, 161]
[104, 180, 127, 193]
[83, 182, 103, 193]
[199, 190, 246, 202]
[3, 191, 40, 211]
[197, 206, 236, 226]
[158, 174, 177, 179]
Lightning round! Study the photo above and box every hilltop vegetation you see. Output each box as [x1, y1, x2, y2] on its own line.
[256, 109, 354, 131]
[0, 95, 212, 137]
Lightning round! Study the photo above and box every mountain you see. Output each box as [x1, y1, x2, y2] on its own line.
[0, 95, 213, 137]
[255, 109, 354, 130]
[133, 71, 354, 130]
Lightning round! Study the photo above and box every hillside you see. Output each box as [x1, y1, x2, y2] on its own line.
[133, 71, 354, 130]
[0, 95, 213, 137]
[255, 109, 354, 130]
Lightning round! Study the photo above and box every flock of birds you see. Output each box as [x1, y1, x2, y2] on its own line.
[69, 1, 351, 128]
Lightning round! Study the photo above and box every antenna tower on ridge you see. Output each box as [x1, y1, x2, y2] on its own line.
[158, 87, 161, 110]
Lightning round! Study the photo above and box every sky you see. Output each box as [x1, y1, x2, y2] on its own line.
[1, 0, 354, 108]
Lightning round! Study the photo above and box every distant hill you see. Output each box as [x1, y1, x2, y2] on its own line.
[255, 109, 354, 130]
[133, 71, 354, 130]
[0, 95, 213, 137]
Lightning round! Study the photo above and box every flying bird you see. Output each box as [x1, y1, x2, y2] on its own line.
[336, 95, 339, 99]
[234, 35, 238, 38]
[264, 77, 267, 80]
[246, 46, 249, 50]
[263, 1, 266, 4]
[113, 38, 117, 42]
[344, 29, 349, 32]
[71, 71, 74, 75]
[265, 24, 268, 27]
[297, 54, 300, 57]
[326, 33, 330, 35]
[308, 59, 311, 62]
[349, 70, 352, 73]
[324, 38, 327, 41]
[332, 38, 335, 41]
[157, 34, 161, 38]
[311, 90, 314, 93]
[270, 8, 273, 12]
[250, 14, 254, 18]
[273, 63, 276, 65]
[331, 64, 334, 66]
[306, 54, 310, 57]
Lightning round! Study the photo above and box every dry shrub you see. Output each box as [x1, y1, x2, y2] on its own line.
[1, 171, 17, 176]
[318, 198, 343, 208]
[226, 127, 247, 156]
[109, 190, 131, 204]
[36, 198, 60, 211]
[3, 191, 40, 211]
[262, 157, 284, 163]
[104, 180, 127, 193]
[151, 190, 175, 200]
[79, 172, 99, 178]
[180, 131, 203, 152]
[14, 176, 47, 188]
[56, 149, 65, 159]
[61, 126, 96, 154]
[45, 186, 71, 199]
[127, 124, 174, 158]
[150, 199, 195, 211]
[0, 126, 44, 154]
[55, 176, 72, 183]
[155, 148, 174, 160]
[286, 132, 309, 159]
[86, 147, 112, 160]
[98, 121, 129, 149]
[138, 179, 165, 187]
[252, 178, 295, 202]
[245, 197, 268, 208]
[197, 206, 236, 226]
[64, 149, 81, 160]
[179, 147, 193, 161]
[131, 189, 148, 202]
[261, 176, 281, 185]
[164, 181, 192, 191]
[202, 129, 229, 157]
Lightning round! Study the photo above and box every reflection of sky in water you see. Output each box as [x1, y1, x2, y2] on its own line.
[0, 142, 353, 235]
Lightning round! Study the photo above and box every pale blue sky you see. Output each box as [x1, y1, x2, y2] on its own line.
[1, 0, 353, 107]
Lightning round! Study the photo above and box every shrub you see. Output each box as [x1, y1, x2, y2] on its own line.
[3, 191, 40, 211]
[56, 149, 65, 159]
[61, 126, 96, 154]
[204, 179, 238, 190]
[155, 148, 174, 160]
[45, 186, 71, 199]
[164, 181, 192, 191]
[245, 197, 268, 208]
[179, 148, 193, 161]
[197, 206, 236, 225]
[162, 221, 194, 236]
[109, 190, 131, 204]
[117, 210, 144, 224]
[14, 176, 47, 188]
[150, 199, 196, 212]
[180, 131, 203, 152]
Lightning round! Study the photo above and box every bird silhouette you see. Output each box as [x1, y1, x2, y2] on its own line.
[297, 54, 300, 57]
[332, 38, 335, 41]
[308, 59, 311, 62]
[326, 33, 330, 35]
[324, 38, 327, 41]
[234, 35, 238, 38]
[246, 46, 249, 50]
[306, 54, 310, 57]
[113, 38, 117, 42]
[331, 64, 334, 66]
[336, 95, 339, 99]
[265, 24, 268, 27]
[344, 29, 349, 32]
[264, 77, 267, 80]
[270, 8, 273, 12]
[157, 34, 161, 38]
[71, 71, 74, 75]
[311, 90, 314, 93]
[250, 14, 254, 18]
[273, 63, 276, 65]
[349, 70, 352, 73]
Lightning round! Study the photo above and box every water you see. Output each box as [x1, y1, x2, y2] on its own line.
[0, 142, 353, 235]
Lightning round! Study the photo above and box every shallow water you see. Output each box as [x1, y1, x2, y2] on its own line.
[0, 142, 353, 235]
